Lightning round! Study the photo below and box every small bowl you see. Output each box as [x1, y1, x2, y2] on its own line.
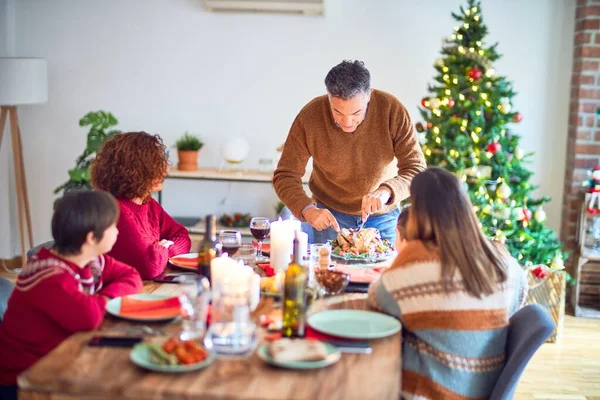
[314, 268, 350, 296]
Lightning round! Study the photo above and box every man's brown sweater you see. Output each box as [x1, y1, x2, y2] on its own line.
[273, 89, 426, 219]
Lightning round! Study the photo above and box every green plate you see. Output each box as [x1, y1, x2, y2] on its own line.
[257, 342, 341, 369]
[307, 310, 401, 339]
[130, 343, 215, 373]
[106, 294, 180, 322]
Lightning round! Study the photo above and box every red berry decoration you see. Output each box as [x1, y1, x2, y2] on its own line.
[447, 98, 455, 107]
[512, 112, 522, 123]
[531, 266, 549, 279]
[486, 142, 502, 155]
[468, 66, 483, 80]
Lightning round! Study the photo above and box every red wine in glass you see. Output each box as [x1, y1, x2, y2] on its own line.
[222, 244, 240, 256]
[250, 217, 270, 262]
[250, 227, 270, 241]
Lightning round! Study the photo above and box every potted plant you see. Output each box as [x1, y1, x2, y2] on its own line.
[54, 111, 120, 195]
[176, 132, 204, 171]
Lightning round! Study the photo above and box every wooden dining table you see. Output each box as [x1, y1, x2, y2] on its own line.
[17, 279, 402, 400]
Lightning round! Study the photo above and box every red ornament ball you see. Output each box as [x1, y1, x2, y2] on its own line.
[426, 122, 433, 129]
[468, 66, 483, 80]
[531, 266, 549, 279]
[523, 208, 532, 221]
[512, 112, 523, 123]
[486, 142, 502, 155]
[447, 99, 455, 107]
[421, 98, 430, 108]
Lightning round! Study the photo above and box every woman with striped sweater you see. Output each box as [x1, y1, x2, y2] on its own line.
[369, 168, 528, 400]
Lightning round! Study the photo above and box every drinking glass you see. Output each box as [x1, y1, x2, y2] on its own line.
[178, 275, 210, 341]
[220, 230, 242, 257]
[236, 243, 256, 266]
[250, 217, 270, 262]
[203, 277, 257, 358]
[308, 243, 331, 286]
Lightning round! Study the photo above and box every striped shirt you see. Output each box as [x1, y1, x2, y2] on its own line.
[368, 240, 528, 399]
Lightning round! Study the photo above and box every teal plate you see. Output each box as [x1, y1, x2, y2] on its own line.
[257, 342, 341, 369]
[130, 343, 215, 373]
[307, 310, 401, 339]
[106, 294, 180, 322]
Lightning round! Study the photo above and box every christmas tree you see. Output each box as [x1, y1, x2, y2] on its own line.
[417, 0, 567, 277]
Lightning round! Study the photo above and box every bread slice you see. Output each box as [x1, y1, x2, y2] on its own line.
[269, 339, 329, 363]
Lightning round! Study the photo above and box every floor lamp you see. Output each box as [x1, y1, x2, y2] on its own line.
[0, 58, 48, 265]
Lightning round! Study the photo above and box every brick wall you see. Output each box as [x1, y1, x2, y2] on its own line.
[561, 0, 600, 271]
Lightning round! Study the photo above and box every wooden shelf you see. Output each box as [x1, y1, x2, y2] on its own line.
[187, 221, 253, 237]
[166, 167, 310, 184]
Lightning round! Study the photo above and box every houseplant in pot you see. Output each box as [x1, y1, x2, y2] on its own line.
[54, 111, 120, 195]
[176, 132, 204, 171]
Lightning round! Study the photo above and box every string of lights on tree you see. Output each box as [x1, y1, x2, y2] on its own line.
[417, 0, 568, 279]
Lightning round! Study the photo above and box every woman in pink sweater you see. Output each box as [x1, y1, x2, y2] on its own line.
[91, 132, 191, 279]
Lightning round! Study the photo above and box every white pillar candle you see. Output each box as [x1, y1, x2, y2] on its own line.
[296, 231, 308, 263]
[210, 253, 239, 290]
[270, 218, 295, 272]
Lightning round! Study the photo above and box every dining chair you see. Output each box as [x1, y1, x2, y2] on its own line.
[489, 304, 555, 400]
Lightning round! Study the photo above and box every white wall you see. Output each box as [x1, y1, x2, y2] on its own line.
[0, 0, 20, 258]
[1, 0, 574, 257]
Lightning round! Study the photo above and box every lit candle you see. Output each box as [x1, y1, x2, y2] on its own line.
[210, 253, 238, 290]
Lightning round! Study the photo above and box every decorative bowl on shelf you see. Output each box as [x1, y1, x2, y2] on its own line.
[219, 213, 252, 228]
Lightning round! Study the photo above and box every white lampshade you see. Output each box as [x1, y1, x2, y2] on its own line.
[0, 58, 48, 105]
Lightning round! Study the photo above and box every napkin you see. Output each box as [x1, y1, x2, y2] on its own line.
[119, 296, 182, 319]
[169, 256, 198, 268]
[256, 263, 275, 277]
[252, 241, 271, 254]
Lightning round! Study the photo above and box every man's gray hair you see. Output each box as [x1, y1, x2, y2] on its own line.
[325, 60, 371, 100]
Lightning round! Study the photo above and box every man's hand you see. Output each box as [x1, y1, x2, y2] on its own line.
[361, 187, 392, 221]
[303, 207, 340, 232]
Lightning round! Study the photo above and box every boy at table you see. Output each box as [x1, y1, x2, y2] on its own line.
[0, 191, 142, 398]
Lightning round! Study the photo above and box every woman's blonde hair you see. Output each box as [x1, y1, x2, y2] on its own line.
[406, 168, 508, 298]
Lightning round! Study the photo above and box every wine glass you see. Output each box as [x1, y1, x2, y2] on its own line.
[250, 217, 270, 262]
[220, 230, 242, 257]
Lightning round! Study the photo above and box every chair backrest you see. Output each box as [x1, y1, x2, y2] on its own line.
[489, 304, 555, 400]
[0, 276, 15, 323]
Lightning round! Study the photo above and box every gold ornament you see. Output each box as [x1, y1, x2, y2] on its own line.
[499, 102, 511, 114]
[429, 98, 441, 109]
[496, 182, 512, 199]
[514, 147, 525, 160]
[534, 208, 547, 222]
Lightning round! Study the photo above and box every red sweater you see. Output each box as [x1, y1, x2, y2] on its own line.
[0, 248, 142, 385]
[108, 198, 192, 279]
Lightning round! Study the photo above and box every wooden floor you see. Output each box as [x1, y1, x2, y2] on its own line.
[516, 315, 600, 400]
[2, 265, 600, 398]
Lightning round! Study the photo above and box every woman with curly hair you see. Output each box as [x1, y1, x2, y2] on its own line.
[91, 132, 191, 279]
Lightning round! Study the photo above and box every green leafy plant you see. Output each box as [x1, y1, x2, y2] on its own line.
[176, 132, 204, 151]
[54, 111, 120, 194]
[275, 201, 285, 215]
